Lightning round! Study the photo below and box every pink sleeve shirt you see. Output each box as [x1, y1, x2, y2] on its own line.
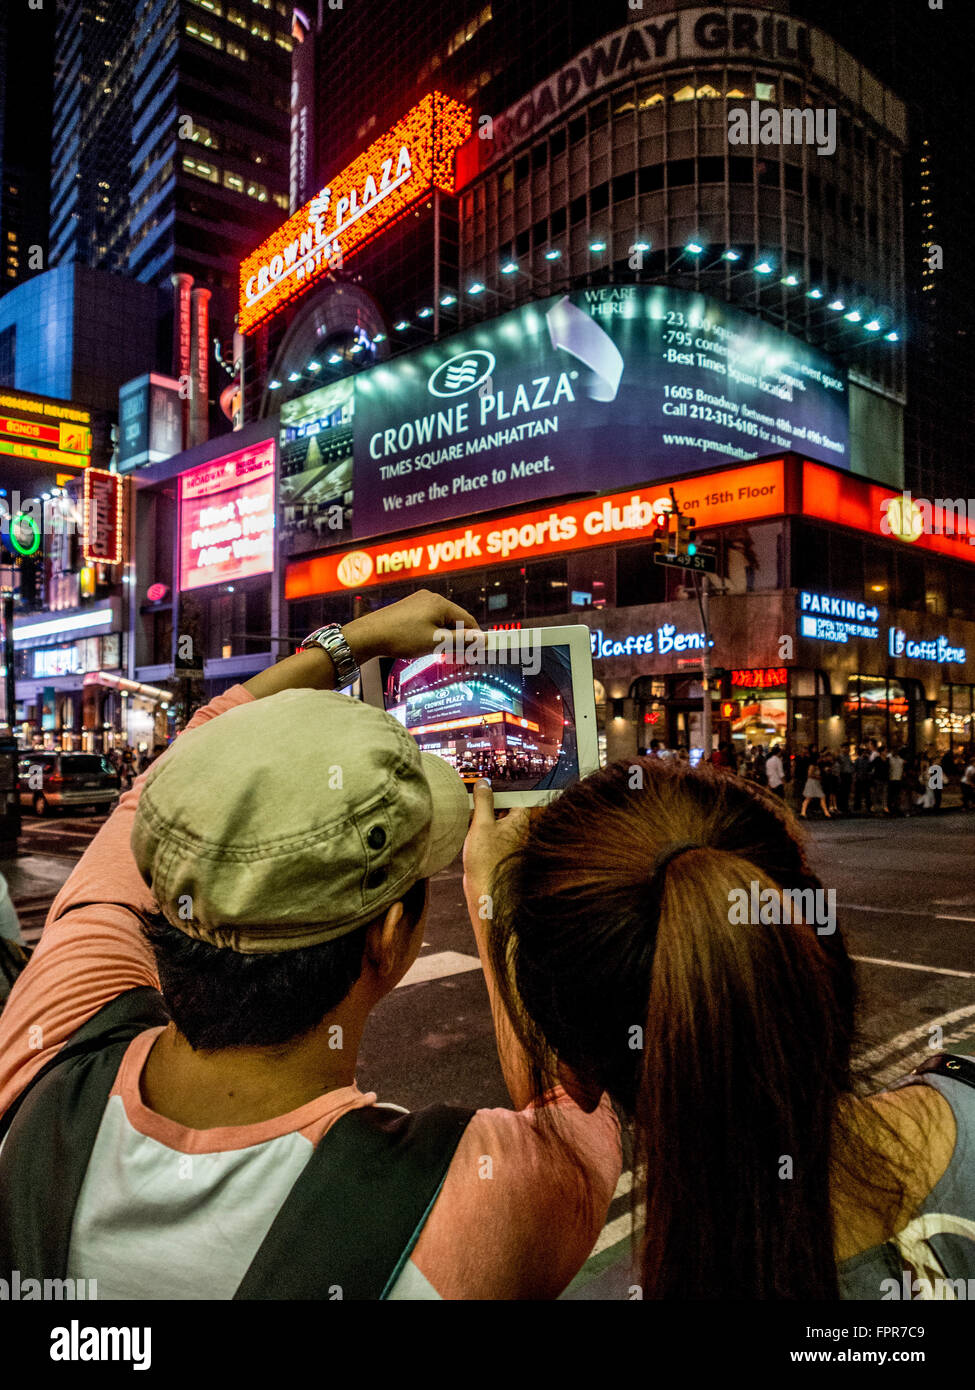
[0, 685, 621, 1300]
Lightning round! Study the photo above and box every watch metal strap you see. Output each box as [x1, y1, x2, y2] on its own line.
[301, 625, 359, 688]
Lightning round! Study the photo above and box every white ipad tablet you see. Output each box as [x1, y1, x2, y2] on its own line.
[360, 624, 600, 808]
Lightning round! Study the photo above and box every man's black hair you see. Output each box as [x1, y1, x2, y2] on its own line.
[140, 878, 427, 1051]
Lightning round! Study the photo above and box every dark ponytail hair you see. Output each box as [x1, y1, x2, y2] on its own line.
[488, 757, 911, 1299]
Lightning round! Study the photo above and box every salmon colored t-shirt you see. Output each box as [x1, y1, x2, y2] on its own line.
[0, 686, 621, 1300]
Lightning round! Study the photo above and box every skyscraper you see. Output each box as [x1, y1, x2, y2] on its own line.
[49, 0, 295, 344]
[798, 0, 975, 501]
[0, 1, 54, 297]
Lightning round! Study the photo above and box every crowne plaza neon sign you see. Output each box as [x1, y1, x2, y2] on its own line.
[239, 92, 471, 334]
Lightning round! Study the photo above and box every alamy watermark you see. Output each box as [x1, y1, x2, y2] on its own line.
[728, 101, 836, 157]
[434, 622, 541, 676]
[0, 491, 81, 538]
[881, 491, 975, 545]
[50, 1319, 151, 1370]
[1, 1269, 97, 1299]
[728, 881, 836, 935]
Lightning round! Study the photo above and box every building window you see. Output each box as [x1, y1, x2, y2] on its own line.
[226, 40, 248, 61]
[223, 171, 245, 193]
[187, 0, 223, 12]
[185, 21, 223, 48]
[182, 155, 220, 184]
[0, 326, 16, 385]
[227, 7, 247, 26]
[182, 122, 220, 149]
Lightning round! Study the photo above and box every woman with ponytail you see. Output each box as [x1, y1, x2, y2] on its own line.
[463, 758, 974, 1299]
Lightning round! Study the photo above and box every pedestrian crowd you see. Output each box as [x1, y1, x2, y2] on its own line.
[106, 743, 168, 790]
[646, 736, 975, 818]
[0, 591, 973, 1304]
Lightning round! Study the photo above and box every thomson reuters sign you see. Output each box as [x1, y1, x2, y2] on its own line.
[286, 460, 786, 598]
[239, 92, 471, 335]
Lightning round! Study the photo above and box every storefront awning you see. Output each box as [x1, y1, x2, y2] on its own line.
[83, 672, 171, 705]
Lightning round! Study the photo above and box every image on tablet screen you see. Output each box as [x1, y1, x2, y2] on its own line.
[381, 645, 579, 791]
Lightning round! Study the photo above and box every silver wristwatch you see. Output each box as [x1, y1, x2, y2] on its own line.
[298, 623, 360, 689]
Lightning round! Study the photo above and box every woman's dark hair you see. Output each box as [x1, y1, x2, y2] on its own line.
[487, 758, 915, 1300]
[141, 877, 427, 1051]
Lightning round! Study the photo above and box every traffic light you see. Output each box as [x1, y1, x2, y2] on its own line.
[720, 700, 741, 720]
[1, 508, 44, 603]
[1, 509, 40, 561]
[677, 513, 697, 556]
[653, 508, 671, 556]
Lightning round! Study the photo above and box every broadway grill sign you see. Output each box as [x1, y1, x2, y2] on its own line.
[469, 7, 817, 167]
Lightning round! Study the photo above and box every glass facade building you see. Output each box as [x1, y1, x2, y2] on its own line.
[50, 0, 293, 345]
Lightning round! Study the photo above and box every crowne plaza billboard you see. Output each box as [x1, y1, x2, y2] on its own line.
[349, 284, 848, 539]
[239, 92, 472, 335]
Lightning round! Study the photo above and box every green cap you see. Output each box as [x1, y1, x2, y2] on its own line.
[131, 687, 469, 953]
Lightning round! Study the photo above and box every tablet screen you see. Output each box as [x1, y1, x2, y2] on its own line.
[380, 645, 580, 791]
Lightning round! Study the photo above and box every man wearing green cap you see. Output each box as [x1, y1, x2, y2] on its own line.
[0, 590, 620, 1300]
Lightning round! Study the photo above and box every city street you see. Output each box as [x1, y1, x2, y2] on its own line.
[3, 0, 975, 1338]
[5, 802, 973, 1299]
[3, 806, 968, 1289]
[8, 807, 974, 1101]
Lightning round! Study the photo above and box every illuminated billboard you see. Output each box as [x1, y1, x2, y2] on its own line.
[285, 458, 787, 598]
[351, 283, 848, 538]
[279, 378, 353, 551]
[83, 469, 124, 564]
[179, 440, 275, 592]
[0, 390, 92, 470]
[239, 92, 472, 335]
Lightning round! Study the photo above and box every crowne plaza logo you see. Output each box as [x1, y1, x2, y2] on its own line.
[428, 352, 496, 398]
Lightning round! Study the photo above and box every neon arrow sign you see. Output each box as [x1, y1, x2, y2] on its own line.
[239, 92, 471, 334]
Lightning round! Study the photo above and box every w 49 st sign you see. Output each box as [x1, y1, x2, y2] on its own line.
[654, 549, 717, 574]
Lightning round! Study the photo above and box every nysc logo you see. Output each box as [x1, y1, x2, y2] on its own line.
[882, 494, 924, 544]
[336, 551, 374, 588]
[427, 351, 496, 399]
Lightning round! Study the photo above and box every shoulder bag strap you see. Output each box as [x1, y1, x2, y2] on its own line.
[911, 1052, 975, 1090]
[233, 1102, 476, 1301]
[0, 987, 169, 1280]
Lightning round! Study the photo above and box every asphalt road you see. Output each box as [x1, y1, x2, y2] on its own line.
[8, 806, 974, 1106]
[4, 803, 974, 1293]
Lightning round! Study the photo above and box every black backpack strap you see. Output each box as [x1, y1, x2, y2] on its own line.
[1, 984, 474, 1300]
[233, 1102, 475, 1300]
[0, 985, 169, 1146]
[911, 1052, 975, 1090]
[0, 986, 170, 1280]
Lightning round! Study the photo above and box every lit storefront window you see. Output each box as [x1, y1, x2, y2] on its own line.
[845, 676, 911, 751]
[936, 684, 975, 753]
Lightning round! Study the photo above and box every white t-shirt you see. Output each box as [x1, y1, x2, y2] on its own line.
[765, 754, 784, 788]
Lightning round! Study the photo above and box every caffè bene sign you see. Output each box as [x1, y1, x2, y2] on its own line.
[478, 7, 834, 166]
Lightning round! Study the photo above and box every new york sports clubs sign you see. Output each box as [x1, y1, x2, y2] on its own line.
[350, 284, 848, 539]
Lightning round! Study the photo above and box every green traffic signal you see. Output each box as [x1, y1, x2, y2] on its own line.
[11, 513, 41, 557]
